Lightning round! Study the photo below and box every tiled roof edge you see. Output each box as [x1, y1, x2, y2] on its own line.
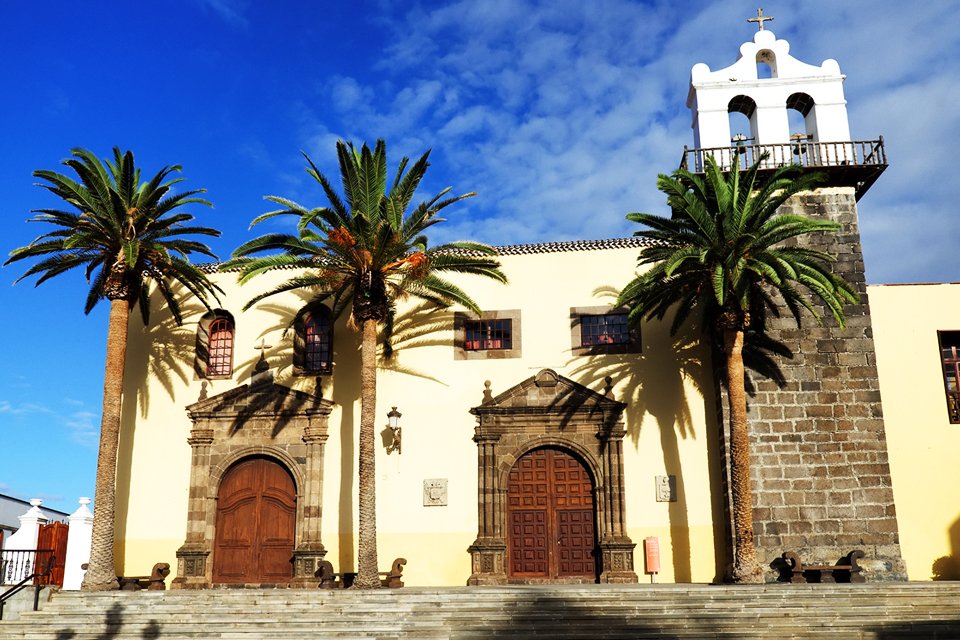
[203, 236, 651, 273]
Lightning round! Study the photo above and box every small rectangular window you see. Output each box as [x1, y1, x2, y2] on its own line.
[454, 310, 521, 360]
[580, 313, 630, 346]
[570, 306, 640, 356]
[465, 319, 513, 351]
[938, 331, 960, 424]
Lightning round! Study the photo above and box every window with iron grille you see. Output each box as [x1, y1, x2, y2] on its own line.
[570, 306, 640, 356]
[195, 310, 236, 379]
[465, 319, 512, 351]
[207, 317, 234, 377]
[304, 312, 332, 373]
[454, 310, 521, 360]
[939, 331, 960, 424]
[580, 313, 630, 346]
[295, 304, 333, 375]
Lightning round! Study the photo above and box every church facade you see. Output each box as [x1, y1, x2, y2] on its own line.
[112, 27, 960, 587]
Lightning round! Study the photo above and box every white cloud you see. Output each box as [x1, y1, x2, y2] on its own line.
[197, 0, 249, 28]
[0, 400, 54, 415]
[289, 0, 960, 284]
[64, 411, 99, 448]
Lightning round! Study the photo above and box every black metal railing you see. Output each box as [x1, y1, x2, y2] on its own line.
[1, 549, 54, 586]
[679, 138, 886, 174]
[0, 550, 55, 620]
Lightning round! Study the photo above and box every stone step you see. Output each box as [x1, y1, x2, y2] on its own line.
[3, 584, 959, 640]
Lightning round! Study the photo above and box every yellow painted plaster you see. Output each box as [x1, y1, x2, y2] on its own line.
[116, 245, 722, 585]
[869, 283, 960, 581]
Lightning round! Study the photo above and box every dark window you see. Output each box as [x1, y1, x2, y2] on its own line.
[195, 310, 235, 379]
[570, 306, 640, 356]
[295, 305, 333, 374]
[207, 317, 234, 377]
[465, 319, 512, 351]
[454, 310, 521, 360]
[304, 312, 332, 373]
[939, 331, 960, 424]
[580, 313, 630, 346]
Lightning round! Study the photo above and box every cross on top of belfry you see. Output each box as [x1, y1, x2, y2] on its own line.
[748, 7, 774, 31]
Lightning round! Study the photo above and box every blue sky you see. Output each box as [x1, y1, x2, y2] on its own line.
[1, 0, 957, 513]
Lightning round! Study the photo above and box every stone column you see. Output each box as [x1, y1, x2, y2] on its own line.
[173, 428, 214, 589]
[467, 434, 507, 585]
[598, 427, 638, 583]
[291, 423, 328, 587]
[62, 498, 93, 590]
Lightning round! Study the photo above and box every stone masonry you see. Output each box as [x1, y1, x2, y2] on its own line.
[719, 187, 906, 581]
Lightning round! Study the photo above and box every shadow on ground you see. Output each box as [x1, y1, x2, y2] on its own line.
[55, 602, 160, 640]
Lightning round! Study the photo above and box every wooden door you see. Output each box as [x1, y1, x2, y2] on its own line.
[213, 457, 296, 584]
[507, 447, 597, 580]
[36, 521, 68, 586]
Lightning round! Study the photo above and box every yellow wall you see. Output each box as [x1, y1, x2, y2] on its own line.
[116, 244, 722, 585]
[869, 283, 960, 580]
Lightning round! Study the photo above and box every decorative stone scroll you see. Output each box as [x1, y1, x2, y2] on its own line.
[467, 368, 637, 584]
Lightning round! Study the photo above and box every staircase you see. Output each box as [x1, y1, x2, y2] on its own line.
[2, 583, 959, 639]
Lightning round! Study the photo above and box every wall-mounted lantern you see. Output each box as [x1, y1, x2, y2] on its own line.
[387, 406, 402, 455]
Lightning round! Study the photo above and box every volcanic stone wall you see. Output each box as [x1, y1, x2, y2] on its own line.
[723, 187, 906, 581]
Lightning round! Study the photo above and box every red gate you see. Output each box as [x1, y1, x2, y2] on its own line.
[36, 521, 68, 586]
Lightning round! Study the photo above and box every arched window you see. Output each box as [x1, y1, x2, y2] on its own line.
[195, 310, 236, 379]
[294, 304, 333, 375]
[207, 317, 234, 377]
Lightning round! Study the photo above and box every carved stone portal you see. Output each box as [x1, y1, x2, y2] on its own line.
[467, 369, 637, 584]
[173, 369, 333, 588]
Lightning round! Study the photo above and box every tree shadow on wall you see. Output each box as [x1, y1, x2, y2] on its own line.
[563, 286, 792, 584]
[379, 301, 455, 384]
[55, 602, 162, 639]
[931, 516, 960, 581]
[566, 313, 710, 584]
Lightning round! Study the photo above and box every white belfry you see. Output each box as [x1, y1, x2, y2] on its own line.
[687, 29, 851, 150]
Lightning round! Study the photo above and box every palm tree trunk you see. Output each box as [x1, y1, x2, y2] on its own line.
[82, 299, 129, 591]
[353, 318, 381, 588]
[723, 327, 764, 584]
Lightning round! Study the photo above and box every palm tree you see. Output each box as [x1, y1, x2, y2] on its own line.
[616, 153, 858, 583]
[226, 139, 506, 588]
[6, 148, 221, 590]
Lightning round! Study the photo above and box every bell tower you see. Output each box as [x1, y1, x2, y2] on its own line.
[688, 19, 850, 148]
[686, 13, 906, 581]
[683, 11, 885, 198]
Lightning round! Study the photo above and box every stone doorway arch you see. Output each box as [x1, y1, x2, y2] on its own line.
[467, 369, 637, 585]
[173, 366, 333, 588]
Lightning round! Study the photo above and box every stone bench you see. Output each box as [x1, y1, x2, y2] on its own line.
[316, 558, 406, 589]
[779, 550, 866, 584]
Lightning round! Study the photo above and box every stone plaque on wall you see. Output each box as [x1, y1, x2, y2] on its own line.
[655, 475, 677, 502]
[423, 479, 448, 506]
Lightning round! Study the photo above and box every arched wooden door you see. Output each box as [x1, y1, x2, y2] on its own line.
[213, 457, 296, 584]
[507, 447, 597, 580]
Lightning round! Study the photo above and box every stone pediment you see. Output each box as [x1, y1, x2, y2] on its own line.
[186, 373, 332, 420]
[470, 369, 625, 433]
